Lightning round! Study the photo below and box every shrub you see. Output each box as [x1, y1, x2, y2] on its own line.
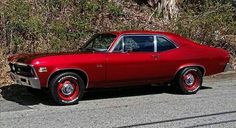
[170, 1, 236, 54]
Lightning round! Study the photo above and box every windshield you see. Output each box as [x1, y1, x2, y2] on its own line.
[81, 34, 117, 52]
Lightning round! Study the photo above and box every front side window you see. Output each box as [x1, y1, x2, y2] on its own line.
[113, 35, 154, 52]
[82, 34, 116, 52]
[156, 37, 176, 52]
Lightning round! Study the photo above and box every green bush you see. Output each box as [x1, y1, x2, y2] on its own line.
[171, 1, 236, 49]
[0, 0, 235, 56]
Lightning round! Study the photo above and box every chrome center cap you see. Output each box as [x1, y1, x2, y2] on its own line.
[61, 82, 74, 96]
[185, 74, 195, 86]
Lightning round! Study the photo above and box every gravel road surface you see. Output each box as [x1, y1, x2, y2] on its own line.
[0, 72, 236, 128]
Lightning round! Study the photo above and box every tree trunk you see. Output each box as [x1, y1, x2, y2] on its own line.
[233, 0, 236, 7]
[148, 0, 179, 20]
[5, 18, 11, 54]
[0, 13, 5, 48]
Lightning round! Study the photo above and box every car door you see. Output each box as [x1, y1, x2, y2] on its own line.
[106, 35, 158, 86]
[153, 36, 179, 80]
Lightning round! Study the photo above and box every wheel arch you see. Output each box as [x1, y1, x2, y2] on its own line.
[175, 64, 206, 77]
[47, 68, 89, 89]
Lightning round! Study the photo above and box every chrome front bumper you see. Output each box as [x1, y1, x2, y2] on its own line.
[10, 72, 41, 89]
[224, 63, 231, 72]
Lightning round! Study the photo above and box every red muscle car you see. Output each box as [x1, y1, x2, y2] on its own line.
[8, 30, 230, 105]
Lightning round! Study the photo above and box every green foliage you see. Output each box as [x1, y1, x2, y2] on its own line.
[172, 1, 236, 47]
[0, 0, 235, 55]
[107, 2, 123, 16]
[81, 0, 100, 12]
[51, 20, 67, 40]
[12, 35, 23, 45]
[3, 0, 30, 20]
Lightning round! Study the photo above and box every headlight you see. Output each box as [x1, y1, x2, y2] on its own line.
[12, 65, 16, 71]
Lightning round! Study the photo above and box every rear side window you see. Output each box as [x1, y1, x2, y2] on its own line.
[157, 37, 176, 52]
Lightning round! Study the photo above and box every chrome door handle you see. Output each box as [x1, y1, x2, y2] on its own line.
[152, 54, 159, 58]
[152, 54, 159, 60]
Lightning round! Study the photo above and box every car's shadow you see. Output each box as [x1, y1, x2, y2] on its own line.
[0, 84, 212, 106]
[0, 84, 53, 106]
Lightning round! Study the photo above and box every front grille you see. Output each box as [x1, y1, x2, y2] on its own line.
[9, 63, 35, 77]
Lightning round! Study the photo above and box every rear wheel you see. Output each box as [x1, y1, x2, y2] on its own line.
[49, 72, 85, 105]
[175, 67, 203, 94]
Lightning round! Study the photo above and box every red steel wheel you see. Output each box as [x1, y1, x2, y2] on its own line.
[182, 69, 201, 91]
[57, 79, 79, 102]
[176, 67, 203, 94]
[50, 72, 85, 105]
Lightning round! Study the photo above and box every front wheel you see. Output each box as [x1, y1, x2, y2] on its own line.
[175, 67, 203, 94]
[49, 72, 85, 105]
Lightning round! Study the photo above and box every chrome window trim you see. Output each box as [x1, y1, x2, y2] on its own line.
[154, 35, 157, 52]
[109, 35, 123, 52]
[107, 35, 120, 52]
[110, 34, 156, 53]
[156, 35, 180, 49]
[121, 36, 125, 52]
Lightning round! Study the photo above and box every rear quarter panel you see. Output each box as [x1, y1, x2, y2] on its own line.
[195, 46, 229, 75]
[166, 34, 229, 77]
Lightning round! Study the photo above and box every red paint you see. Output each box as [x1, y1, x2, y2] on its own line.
[8, 30, 230, 89]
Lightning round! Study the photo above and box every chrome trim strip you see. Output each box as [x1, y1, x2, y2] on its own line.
[47, 68, 89, 89]
[175, 65, 206, 77]
[10, 62, 29, 66]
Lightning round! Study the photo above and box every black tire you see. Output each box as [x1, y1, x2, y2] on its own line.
[49, 72, 85, 105]
[175, 67, 203, 94]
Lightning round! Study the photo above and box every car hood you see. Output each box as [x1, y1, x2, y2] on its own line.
[8, 52, 88, 64]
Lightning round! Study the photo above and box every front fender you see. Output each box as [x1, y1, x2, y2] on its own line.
[35, 65, 87, 88]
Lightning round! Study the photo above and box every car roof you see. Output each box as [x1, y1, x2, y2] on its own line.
[106, 30, 199, 47]
[108, 30, 176, 36]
